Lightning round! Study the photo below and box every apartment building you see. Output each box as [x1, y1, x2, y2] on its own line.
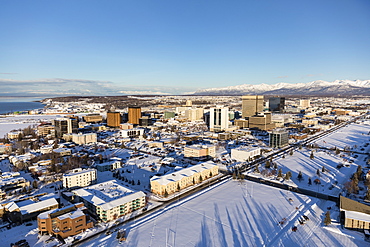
[72, 180, 146, 222]
[37, 124, 55, 137]
[63, 133, 97, 144]
[38, 203, 93, 239]
[150, 161, 219, 196]
[185, 108, 204, 121]
[63, 168, 97, 189]
[184, 144, 216, 159]
[7, 131, 22, 140]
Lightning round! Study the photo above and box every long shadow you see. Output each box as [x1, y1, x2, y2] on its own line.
[241, 196, 261, 244]
[233, 203, 254, 246]
[226, 208, 242, 247]
[195, 214, 212, 247]
[213, 203, 228, 247]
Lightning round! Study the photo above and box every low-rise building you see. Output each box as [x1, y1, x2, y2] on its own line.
[96, 160, 122, 172]
[119, 128, 144, 139]
[184, 144, 216, 159]
[231, 147, 261, 162]
[38, 203, 93, 239]
[63, 133, 97, 144]
[63, 168, 97, 189]
[37, 124, 55, 137]
[53, 148, 72, 156]
[7, 131, 22, 140]
[0, 143, 12, 154]
[72, 180, 146, 222]
[4, 197, 59, 223]
[150, 161, 219, 196]
[340, 196, 370, 231]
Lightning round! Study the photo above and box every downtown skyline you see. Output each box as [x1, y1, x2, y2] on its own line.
[1, 0, 370, 96]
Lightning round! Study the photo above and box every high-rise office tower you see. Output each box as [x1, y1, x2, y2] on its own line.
[269, 97, 285, 112]
[128, 107, 141, 125]
[107, 112, 121, 127]
[242, 95, 264, 118]
[209, 107, 229, 132]
[53, 117, 78, 138]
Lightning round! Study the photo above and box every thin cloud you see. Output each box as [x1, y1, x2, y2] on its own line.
[277, 75, 288, 79]
[0, 72, 18, 75]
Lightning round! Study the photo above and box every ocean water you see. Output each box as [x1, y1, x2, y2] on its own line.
[0, 97, 45, 114]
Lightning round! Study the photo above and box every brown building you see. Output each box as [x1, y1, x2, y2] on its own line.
[107, 112, 121, 127]
[242, 95, 264, 118]
[248, 112, 275, 130]
[38, 203, 93, 239]
[83, 114, 103, 123]
[234, 119, 249, 129]
[340, 196, 370, 231]
[128, 107, 141, 125]
[37, 124, 55, 137]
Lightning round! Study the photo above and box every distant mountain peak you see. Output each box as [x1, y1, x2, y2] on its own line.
[193, 79, 370, 96]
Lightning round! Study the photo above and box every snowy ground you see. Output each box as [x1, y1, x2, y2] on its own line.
[247, 122, 370, 197]
[77, 180, 369, 247]
[0, 114, 64, 138]
[313, 123, 370, 150]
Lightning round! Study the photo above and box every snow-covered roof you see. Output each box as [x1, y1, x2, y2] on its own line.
[72, 180, 145, 211]
[345, 210, 370, 223]
[150, 161, 218, 186]
[19, 198, 58, 215]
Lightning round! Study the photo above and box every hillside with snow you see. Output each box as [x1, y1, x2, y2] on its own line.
[193, 80, 370, 96]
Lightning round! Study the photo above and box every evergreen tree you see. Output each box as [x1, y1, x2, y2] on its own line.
[209, 171, 213, 177]
[322, 166, 325, 173]
[277, 168, 283, 178]
[164, 189, 168, 197]
[335, 148, 340, 155]
[273, 163, 278, 170]
[32, 180, 38, 189]
[357, 166, 363, 178]
[324, 211, 331, 226]
[289, 150, 293, 156]
[285, 171, 292, 180]
[192, 177, 195, 184]
[255, 164, 260, 173]
[316, 169, 320, 177]
[199, 175, 203, 182]
[177, 183, 181, 191]
[310, 151, 314, 159]
[137, 180, 140, 185]
[299, 145, 302, 150]
[308, 177, 312, 185]
[265, 160, 271, 169]
[297, 171, 303, 182]
[365, 189, 370, 201]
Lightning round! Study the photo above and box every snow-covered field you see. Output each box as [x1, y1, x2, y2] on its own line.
[314, 123, 370, 150]
[76, 180, 369, 247]
[0, 114, 63, 138]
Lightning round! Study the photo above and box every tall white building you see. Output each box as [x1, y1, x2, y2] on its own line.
[209, 107, 229, 132]
[63, 168, 97, 189]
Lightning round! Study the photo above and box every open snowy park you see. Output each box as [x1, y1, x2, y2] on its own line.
[78, 179, 369, 247]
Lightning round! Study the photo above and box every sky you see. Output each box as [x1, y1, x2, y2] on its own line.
[1, 0, 370, 96]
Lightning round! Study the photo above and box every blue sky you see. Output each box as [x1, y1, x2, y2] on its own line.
[1, 0, 370, 96]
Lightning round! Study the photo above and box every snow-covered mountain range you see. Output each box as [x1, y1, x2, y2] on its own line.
[193, 80, 370, 96]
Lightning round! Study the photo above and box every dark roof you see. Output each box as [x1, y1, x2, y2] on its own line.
[340, 195, 370, 214]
